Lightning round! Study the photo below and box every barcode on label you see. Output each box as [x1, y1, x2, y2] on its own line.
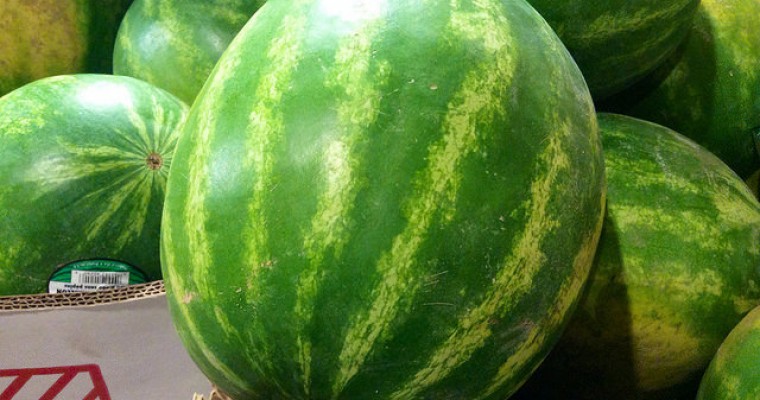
[71, 270, 130, 286]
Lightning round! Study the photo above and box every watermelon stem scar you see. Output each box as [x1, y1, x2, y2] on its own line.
[146, 152, 163, 170]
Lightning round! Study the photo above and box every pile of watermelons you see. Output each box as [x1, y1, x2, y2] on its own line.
[1, 0, 759, 399]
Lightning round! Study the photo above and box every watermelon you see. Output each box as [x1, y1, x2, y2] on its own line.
[0, 0, 133, 97]
[515, 113, 760, 399]
[113, 0, 266, 104]
[0, 74, 188, 295]
[601, 0, 760, 179]
[697, 305, 760, 399]
[525, 0, 700, 99]
[161, 0, 606, 398]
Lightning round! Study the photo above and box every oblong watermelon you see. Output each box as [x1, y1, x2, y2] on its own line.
[601, 0, 760, 179]
[0, 74, 188, 295]
[697, 305, 760, 399]
[526, 0, 700, 99]
[113, 0, 266, 104]
[515, 113, 760, 399]
[0, 0, 133, 97]
[161, 0, 606, 398]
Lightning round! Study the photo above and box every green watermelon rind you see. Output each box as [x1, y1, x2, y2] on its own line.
[0, 74, 188, 295]
[516, 113, 760, 399]
[113, 0, 266, 104]
[161, 0, 606, 398]
[697, 305, 760, 399]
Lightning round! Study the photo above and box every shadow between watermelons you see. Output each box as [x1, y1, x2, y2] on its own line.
[593, 38, 686, 116]
[511, 213, 639, 399]
[83, 0, 133, 73]
[597, 8, 760, 179]
[746, 168, 760, 201]
[596, 5, 718, 125]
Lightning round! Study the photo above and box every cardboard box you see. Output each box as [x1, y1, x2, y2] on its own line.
[193, 389, 229, 400]
[0, 281, 214, 399]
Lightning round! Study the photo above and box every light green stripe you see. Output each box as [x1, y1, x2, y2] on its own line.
[141, 0, 160, 17]
[333, 1, 515, 395]
[77, 168, 151, 251]
[161, 215, 254, 392]
[207, 0, 257, 26]
[122, 94, 155, 152]
[114, 94, 163, 156]
[183, 43, 243, 299]
[68, 95, 183, 253]
[156, 115, 183, 156]
[58, 139, 144, 160]
[146, 94, 170, 152]
[223, 3, 312, 386]
[613, 205, 739, 253]
[0, 94, 50, 137]
[26, 149, 137, 200]
[478, 200, 603, 399]
[28, 137, 149, 209]
[577, 0, 695, 43]
[294, 7, 390, 393]
[710, 180, 760, 229]
[392, 119, 569, 399]
[116, 124, 156, 160]
[149, 96, 185, 183]
[0, 222, 26, 283]
[154, 104, 186, 181]
[241, 12, 308, 298]
[116, 171, 154, 249]
[589, 24, 682, 70]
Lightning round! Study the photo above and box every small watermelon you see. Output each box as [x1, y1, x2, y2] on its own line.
[0, 74, 188, 295]
[515, 113, 760, 399]
[697, 305, 760, 399]
[113, 0, 266, 104]
[161, 0, 606, 398]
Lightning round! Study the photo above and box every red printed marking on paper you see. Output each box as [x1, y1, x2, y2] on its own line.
[0, 364, 110, 400]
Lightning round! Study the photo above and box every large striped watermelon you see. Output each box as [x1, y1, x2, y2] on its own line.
[697, 305, 760, 399]
[0, 74, 188, 295]
[161, 0, 606, 398]
[516, 113, 760, 399]
[526, 0, 700, 99]
[0, 0, 133, 97]
[601, 0, 760, 179]
[113, 0, 266, 104]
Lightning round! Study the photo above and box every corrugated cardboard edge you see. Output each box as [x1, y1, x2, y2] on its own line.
[0, 280, 165, 311]
[194, 388, 231, 400]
